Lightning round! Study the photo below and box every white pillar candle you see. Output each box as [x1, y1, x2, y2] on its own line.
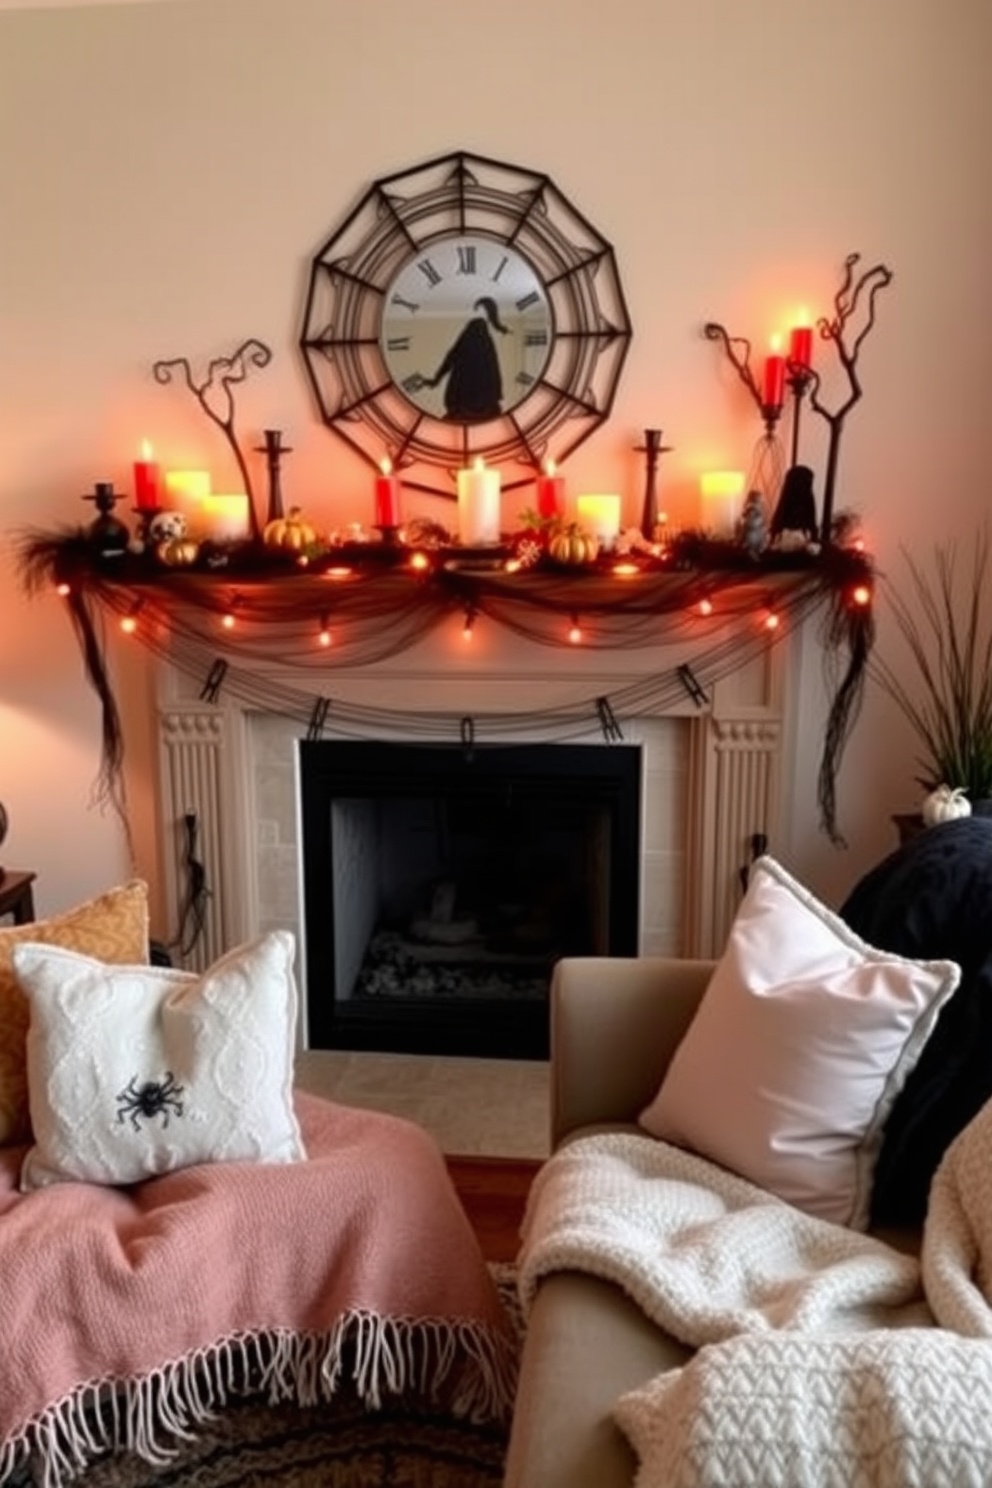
[456, 457, 502, 546]
[700, 470, 745, 539]
[201, 493, 251, 542]
[576, 493, 622, 549]
[163, 470, 212, 535]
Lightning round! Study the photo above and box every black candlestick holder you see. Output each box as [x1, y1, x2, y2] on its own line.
[83, 481, 130, 556]
[256, 428, 292, 528]
[786, 366, 813, 468]
[634, 428, 673, 539]
[131, 505, 162, 550]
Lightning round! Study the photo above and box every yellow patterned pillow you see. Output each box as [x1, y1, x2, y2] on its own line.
[0, 880, 149, 1146]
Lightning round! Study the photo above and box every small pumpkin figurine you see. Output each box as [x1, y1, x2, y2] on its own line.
[548, 522, 599, 566]
[263, 506, 317, 552]
[156, 534, 200, 567]
[921, 784, 971, 827]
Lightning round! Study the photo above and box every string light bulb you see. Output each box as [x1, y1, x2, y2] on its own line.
[698, 597, 714, 617]
[763, 609, 781, 632]
[318, 615, 332, 647]
[221, 595, 242, 631]
[55, 581, 71, 597]
[852, 584, 872, 607]
[568, 616, 582, 644]
[462, 608, 475, 641]
[119, 601, 142, 635]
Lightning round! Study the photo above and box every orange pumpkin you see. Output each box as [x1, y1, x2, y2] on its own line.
[548, 524, 599, 565]
[156, 536, 200, 567]
[263, 506, 317, 551]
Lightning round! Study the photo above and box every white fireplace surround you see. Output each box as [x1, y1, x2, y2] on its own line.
[153, 627, 790, 1047]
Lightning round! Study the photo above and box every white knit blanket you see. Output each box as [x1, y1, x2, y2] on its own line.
[517, 1100, 992, 1488]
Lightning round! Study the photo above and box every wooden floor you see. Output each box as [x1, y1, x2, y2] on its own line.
[446, 1154, 541, 1263]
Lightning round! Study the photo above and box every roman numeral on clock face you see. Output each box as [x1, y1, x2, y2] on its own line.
[456, 245, 477, 275]
[386, 335, 412, 352]
[417, 258, 442, 287]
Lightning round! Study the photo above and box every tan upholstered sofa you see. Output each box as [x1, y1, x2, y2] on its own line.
[503, 953, 942, 1488]
[505, 827, 992, 1488]
[503, 956, 714, 1488]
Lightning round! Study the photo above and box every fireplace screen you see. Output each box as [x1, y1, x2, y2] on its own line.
[299, 741, 642, 1059]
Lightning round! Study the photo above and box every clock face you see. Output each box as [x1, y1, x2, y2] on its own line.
[298, 151, 632, 498]
[380, 235, 553, 423]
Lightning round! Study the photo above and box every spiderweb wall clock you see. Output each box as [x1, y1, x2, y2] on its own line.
[298, 149, 633, 497]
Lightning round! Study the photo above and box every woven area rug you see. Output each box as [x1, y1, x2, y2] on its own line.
[48, 1266, 522, 1488]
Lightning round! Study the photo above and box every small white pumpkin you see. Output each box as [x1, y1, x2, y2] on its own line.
[921, 783, 972, 827]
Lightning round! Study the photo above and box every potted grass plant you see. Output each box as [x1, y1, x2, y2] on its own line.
[872, 528, 992, 823]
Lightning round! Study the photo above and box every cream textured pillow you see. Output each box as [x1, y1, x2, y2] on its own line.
[14, 930, 305, 1190]
[639, 856, 961, 1229]
[0, 880, 149, 1146]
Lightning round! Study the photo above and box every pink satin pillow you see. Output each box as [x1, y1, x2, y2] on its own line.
[640, 856, 960, 1228]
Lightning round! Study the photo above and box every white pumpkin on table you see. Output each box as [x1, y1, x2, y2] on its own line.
[921, 784, 972, 827]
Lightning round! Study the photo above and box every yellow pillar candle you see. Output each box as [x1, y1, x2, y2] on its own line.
[163, 470, 212, 534]
[700, 470, 745, 539]
[576, 493, 622, 549]
[201, 493, 251, 542]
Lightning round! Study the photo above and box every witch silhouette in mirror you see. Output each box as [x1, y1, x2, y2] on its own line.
[422, 297, 509, 421]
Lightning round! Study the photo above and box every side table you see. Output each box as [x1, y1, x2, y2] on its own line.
[0, 871, 37, 925]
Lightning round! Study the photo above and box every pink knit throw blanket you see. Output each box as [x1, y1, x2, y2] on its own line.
[0, 1092, 516, 1486]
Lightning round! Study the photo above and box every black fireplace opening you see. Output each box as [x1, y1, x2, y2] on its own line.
[299, 741, 642, 1060]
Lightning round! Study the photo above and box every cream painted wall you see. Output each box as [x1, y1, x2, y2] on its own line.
[1, 0, 990, 924]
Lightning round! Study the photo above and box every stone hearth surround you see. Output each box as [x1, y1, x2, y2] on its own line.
[154, 630, 787, 1046]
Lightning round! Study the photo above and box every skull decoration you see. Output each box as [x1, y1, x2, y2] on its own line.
[148, 510, 188, 543]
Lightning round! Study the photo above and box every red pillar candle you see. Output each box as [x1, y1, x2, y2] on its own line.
[535, 459, 565, 520]
[788, 317, 813, 370]
[374, 458, 401, 528]
[762, 339, 785, 408]
[133, 440, 161, 511]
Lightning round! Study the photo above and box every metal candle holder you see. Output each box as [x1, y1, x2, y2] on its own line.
[703, 322, 785, 439]
[786, 365, 814, 469]
[255, 428, 292, 528]
[634, 429, 673, 539]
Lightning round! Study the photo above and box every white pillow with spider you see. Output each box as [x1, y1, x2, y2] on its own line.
[12, 931, 305, 1189]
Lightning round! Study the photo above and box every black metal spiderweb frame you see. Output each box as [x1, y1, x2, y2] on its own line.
[298, 150, 633, 497]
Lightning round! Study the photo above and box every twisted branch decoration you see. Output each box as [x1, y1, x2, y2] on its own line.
[801, 254, 894, 545]
[703, 323, 764, 412]
[153, 338, 273, 541]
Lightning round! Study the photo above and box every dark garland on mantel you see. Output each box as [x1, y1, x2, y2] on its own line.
[17, 528, 876, 845]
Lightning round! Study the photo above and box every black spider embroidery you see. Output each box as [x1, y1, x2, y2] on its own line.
[116, 1072, 185, 1131]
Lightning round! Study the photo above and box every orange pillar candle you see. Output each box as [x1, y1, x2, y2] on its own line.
[374, 458, 401, 529]
[133, 440, 161, 511]
[535, 459, 565, 520]
[762, 336, 785, 408]
[789, 316, 813, 370]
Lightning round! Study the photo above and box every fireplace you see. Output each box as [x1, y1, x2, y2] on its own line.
[154, 636, 788, 1034]
[298, 741, 641, 1059]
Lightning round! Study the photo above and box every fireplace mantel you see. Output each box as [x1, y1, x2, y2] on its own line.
[16, 528, 873, 1028]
